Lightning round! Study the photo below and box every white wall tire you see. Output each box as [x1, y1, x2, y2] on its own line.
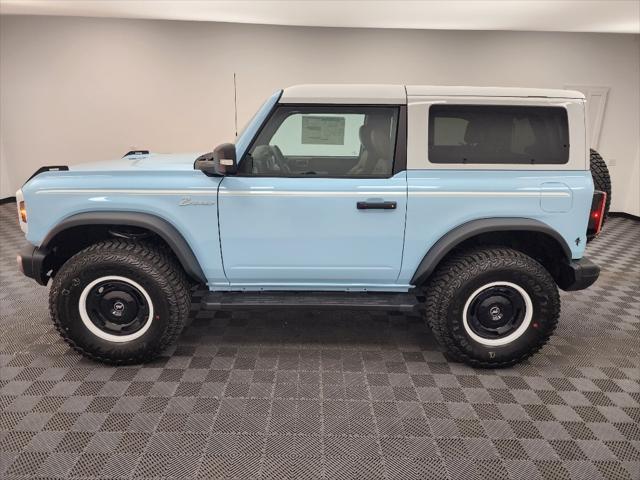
[462, 281, 533, 347]
[78, 275, 154, 343]
[424, 247, 560, 368]
[49, 239, 191, 365]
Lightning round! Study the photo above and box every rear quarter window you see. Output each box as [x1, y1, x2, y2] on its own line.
[428, 105, 569, 165]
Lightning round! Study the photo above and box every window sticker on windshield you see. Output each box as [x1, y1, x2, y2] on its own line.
[301, 116, 345, 145]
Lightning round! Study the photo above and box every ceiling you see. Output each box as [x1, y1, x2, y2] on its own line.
[1, 0, 639, 34]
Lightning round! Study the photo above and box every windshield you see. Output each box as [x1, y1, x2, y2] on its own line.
[235, 90, 282, 161]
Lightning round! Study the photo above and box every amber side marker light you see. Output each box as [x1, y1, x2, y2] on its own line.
[587, 191, 606, 239]
[19, 201, 27, 223]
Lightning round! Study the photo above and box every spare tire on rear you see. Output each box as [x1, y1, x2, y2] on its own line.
[590, 149, 612, 223]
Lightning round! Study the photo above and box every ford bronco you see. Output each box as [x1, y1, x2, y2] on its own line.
[16, 84, 611, 368]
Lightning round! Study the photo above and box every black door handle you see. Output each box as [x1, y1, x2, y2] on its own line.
[357, 201, 397, 210]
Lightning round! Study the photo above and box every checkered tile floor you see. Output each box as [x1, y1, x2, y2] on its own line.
[1, 202, 638, 479]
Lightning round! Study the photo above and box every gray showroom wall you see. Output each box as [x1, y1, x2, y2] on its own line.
[1, 15, 639, 214]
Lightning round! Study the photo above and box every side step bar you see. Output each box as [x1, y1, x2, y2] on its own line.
[201, 291, 420, 311]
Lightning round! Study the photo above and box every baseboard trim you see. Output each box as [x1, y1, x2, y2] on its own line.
[610, 211, 640, 222]
[0, 196, 16, 205]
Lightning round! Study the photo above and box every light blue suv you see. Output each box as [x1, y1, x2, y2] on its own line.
[16, 84, 610, 368]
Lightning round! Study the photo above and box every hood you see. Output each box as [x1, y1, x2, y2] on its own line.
[70, 152, 206, 172]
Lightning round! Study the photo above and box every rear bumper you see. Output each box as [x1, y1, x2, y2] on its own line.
[558, 257, 600, 292]
[17, 244, 51, 286]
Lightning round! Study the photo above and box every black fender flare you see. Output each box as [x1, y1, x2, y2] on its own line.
[42, 211, 207, 284]
[410, 218, 572, 286]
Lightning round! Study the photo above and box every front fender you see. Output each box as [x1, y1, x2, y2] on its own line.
[42, 211, 207, 284]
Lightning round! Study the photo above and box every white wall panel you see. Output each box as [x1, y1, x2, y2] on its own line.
[1, 16, 638, 214]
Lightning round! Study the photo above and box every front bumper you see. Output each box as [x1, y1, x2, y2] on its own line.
[17, 244, 52, 286]
[557, 257, 600, 292]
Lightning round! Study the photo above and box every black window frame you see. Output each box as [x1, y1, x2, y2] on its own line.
[238, 103, 407, 178]
[427, 104, 570, 165]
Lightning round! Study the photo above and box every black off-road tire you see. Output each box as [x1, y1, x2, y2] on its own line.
[425, 247, 560, 368]
[590, 148, 611, 222]
[49, 239, 191, 365]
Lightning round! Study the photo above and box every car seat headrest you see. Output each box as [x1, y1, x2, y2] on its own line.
[359, 125, 373, 150]
[464, 118, 487, 145]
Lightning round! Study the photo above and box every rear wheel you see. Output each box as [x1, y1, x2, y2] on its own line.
[49, 239, 191, 364]
[425, 247, 560, 368]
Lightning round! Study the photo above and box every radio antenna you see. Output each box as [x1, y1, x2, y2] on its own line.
[233, 72, 238, 137]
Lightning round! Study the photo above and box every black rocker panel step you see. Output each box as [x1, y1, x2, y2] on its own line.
[201, 291, 419, 311]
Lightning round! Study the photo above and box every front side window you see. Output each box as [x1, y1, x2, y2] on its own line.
[241, 106, 399, 177]
[235, 90, 282, 161]
[429, 105, 569, 165]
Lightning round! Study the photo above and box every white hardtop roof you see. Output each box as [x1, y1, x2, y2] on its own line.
[406, 85, 584, 99]
[280, 84, 584, 104]
[280, 84, 406, 104]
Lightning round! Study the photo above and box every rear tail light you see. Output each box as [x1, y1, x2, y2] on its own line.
[587, 190, 606, 239]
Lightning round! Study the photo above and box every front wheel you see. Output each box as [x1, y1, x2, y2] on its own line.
[425, 247, 560, 368]
[49, 239, 191, 364]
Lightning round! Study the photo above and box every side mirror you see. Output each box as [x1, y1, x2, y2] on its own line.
[196, 143, 237, 176]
